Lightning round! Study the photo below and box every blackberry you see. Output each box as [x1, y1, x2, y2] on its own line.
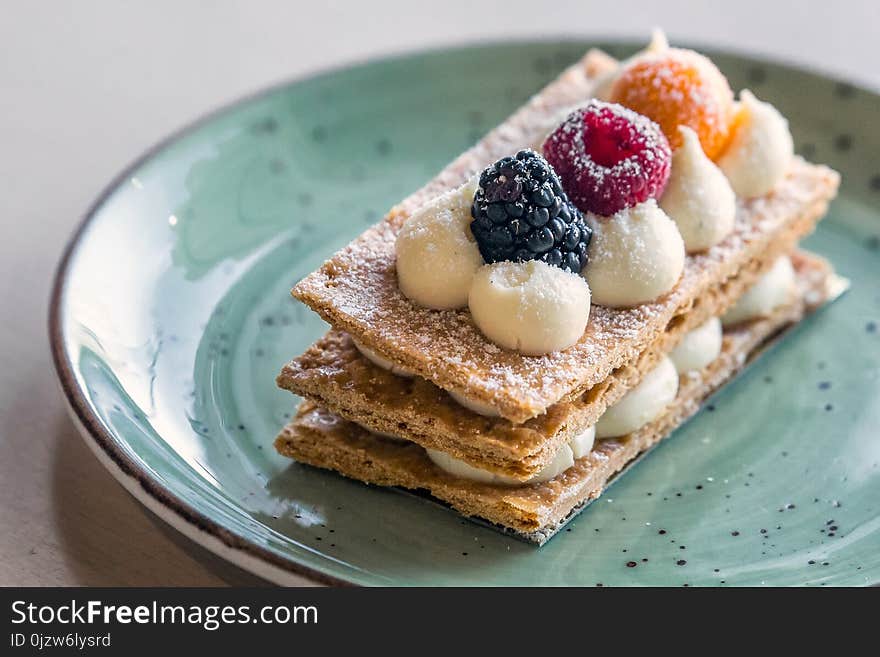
[470, 149, 592, 273]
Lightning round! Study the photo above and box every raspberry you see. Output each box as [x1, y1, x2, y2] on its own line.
[609, 48, 734, 159]
[470, 149, 592, 273]
[543, 100, 671, 217]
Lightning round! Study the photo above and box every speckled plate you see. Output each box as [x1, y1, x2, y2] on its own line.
[50, 40, 880, 586]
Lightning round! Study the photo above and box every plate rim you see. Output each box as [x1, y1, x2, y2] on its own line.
[47, 37, 880, 587]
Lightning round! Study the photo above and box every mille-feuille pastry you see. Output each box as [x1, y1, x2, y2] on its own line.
[277, 200, 823, 481]
[274, 34, 844, 541]
[287, 50, 836, 424]
[277, 252, 845, 543]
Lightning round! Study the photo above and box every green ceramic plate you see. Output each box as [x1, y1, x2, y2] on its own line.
[51, 40, 880, 586]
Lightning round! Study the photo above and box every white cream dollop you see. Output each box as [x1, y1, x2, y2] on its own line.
[596, 355, 679, 439]
[425, 448, 520, 485]
[523, 444, 575, 484]
[468, 260, 591, 355]
[395, 177, 482, 309]
[569, 425, 596, 459]
[660, 126, 736, 253]
[426, 443, 575, 486]
[352, 338, 415, 377]
[717, 90, 794, 199]
[447, 390, 501, 417]
[721, 256, 795, 327]
[669, 317, 723, 374]
[582, 200, 685, 308]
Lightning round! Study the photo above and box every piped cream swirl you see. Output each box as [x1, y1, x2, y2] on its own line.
[717, 90, 794, 198]
[468, 260, 591, 356]
[582, 200, 685, 308]
[660, 126, 736, 253]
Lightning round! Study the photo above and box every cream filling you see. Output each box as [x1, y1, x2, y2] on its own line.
[354, 339, 503, 416]
[582, 200, 685, 308]
[468, 259, 592, 356]
[717, 90, 794, 199]
[352, 338, 415, 378]
[596, 355, 679, 438]
[569, 424, 597, 459]
[448, 390, 501, 418]
[425, 425, 595, 486]
[721, 256, 795, 327]
[669, 317, 723, 375]
[395, 177, 482, 309]
[660, 126, 736, 253]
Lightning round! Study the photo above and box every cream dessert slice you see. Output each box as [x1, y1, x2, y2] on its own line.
[291, 57, 839, 424]
[281, 244, 830, 480]
[276, 249, 844, 544]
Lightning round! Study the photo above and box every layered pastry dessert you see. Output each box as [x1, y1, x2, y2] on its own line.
[273, 34, 846, 544]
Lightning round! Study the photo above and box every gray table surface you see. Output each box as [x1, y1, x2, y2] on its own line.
[1, 0, 877, 586]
